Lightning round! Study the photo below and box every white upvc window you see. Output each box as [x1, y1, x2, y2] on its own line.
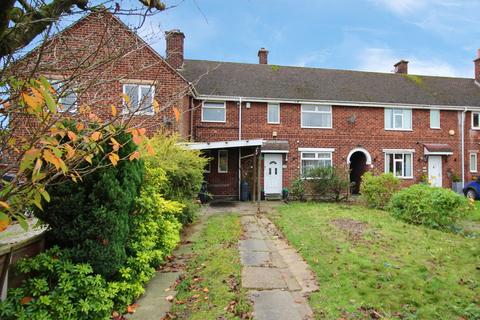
[384, 108, 412, 130]
[472, 112, 480, 129]
[299, 148, 334, 176]
[384, 151, 413, 179]
[301, 105, 332, 128]
[123, 84, 154, 115]
[430, 109, 440, 129]
[470, 153, 478, 173]
[202, 101, 226, 122]
[267, 103, 280, 124]
[50, 80, 77, 113]
[218, 150, 228, 173]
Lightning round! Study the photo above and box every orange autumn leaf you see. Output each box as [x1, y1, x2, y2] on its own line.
[173, 107, 180, 122]
[110, 137, 120, 151]
[91, 131, 102, 141]
[111, 105, 117, 117]
[20, 296, 33, 305]
[138, 128, 146, 136]
[43, 149, 61, 170]
[129, 151, 140, 161]
[0, 201, 10, 209]
[64, 144, 75, 159]
[76, 122, 85, 131]
[146, 143, 155, 155]
[108, 153, 120, 166]
[84, 154, 93, 164]
[0, 219, 9, 232]
[132, 135, 143, 145]
[67, 131, 77, 142]
[127, 303, 139, 313]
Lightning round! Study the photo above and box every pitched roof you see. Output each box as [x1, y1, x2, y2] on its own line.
[181, 59, 480, 107]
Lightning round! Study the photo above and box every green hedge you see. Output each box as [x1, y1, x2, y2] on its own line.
[388, 184, 472, 230]
[360, 172, 400, 209]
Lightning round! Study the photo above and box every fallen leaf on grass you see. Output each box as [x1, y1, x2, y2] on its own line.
[203, 287, 209, 293]
[165, 295, 174, 302]
[127, 303, 139, 313]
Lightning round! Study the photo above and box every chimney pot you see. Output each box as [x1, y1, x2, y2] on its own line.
[165, 29, 185, 69]
[394, 60, 409, 74]
[258, 48, 269, 64]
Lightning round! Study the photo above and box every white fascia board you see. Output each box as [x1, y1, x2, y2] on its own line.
[195, 94, 480, 111]
[298, 148, 335, 152]
[183, 139, 264, 150]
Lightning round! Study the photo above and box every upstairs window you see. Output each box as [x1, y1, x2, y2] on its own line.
[472, 112, 480, 129]
[385, 151, 413, 178]
[202, 101, 226, 122]
[385, 108, 412, 130]
[123, 84, 154, 115]
[301, 105, 332, 128]
[299, 149, 333, 176]
[50, 80, 77, 113]
[267, 103, 280, 124]
[430, 109, 440, 129]
[218, 150, 228, 173]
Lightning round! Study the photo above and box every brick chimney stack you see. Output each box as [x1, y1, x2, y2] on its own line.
[165, 29, 185, 69]
[394, 60, 409, 74]
[258, 48, 269, 64]
[474, 49, 480, 83]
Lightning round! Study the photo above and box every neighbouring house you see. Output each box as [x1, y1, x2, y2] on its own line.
[10, 10, 480, 200]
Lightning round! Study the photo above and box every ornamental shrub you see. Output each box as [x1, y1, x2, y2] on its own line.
[388, 184, 472, 230]
[306, 166, 352, 202]
[289, 177, 306, 201]
[109, 163, 183, 311]
[144, 134, 207, 224]
[0, 247, 114, 320]
[360, 172, 400, 209]
[36, 130, 144, 278]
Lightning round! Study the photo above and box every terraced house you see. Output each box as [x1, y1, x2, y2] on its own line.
[17, 11, 480, 200]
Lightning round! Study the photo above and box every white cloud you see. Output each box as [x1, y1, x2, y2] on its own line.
[370, 0, 427, 15]
[357, 47, 469, 77]
[293, 49, 331, 67]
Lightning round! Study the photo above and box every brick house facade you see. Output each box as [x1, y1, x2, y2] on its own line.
[13, 11, 480, 200]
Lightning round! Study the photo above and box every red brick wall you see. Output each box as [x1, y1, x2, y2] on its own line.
[195, 100, 479, 197]
[11, 11, 192, 140]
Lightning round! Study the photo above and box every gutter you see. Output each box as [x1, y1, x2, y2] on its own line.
[196, 94, 480, 111]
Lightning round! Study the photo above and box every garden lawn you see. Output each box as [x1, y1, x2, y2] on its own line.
[170, 214, 252, 319]
[272, 202, 480, 320]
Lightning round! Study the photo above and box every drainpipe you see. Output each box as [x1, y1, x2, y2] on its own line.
[238, 97, 242, 199]
[461, 107, 467, 186]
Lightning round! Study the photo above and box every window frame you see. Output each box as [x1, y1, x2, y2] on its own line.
[201, 101, 226, 123]
[300, 105, 333, 129]
[429, 109, 440, 129]
[299, 148, 334, 176]
[50, 79, 78, 113]
[384, 150, 414, 179]
[267, 103, 280, 124]
[472, 112, 480, 130]
[122, 84, 155, 116]
[470, 152, 478, 173]
[384, 108, 413, 131]
[218, 150, 228, 173]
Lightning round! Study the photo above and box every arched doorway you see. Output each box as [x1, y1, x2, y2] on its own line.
[347, 148, 372, 194]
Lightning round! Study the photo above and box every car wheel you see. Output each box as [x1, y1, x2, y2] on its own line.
[466, 188, 477, 200]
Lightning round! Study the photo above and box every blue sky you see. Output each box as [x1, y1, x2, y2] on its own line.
[127, 0, 480, 78]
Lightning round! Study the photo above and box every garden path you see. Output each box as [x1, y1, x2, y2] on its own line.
[239, 204, 319, 320]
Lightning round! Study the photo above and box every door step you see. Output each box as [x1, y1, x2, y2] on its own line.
[265, 193, 282, 200]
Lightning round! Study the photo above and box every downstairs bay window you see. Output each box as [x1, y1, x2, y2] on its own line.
[384, 150, 413, 179]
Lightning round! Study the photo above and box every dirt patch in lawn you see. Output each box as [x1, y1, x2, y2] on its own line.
[331, 218, 368, 243]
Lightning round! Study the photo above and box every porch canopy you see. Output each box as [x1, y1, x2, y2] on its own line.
[184, 139, 264, 150]
[423, 143, 453, 156]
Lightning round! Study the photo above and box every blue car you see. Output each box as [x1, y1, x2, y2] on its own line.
[463, 179, 480, 199]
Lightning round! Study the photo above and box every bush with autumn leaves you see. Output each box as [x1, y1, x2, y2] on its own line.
[0, 79, 206, 318]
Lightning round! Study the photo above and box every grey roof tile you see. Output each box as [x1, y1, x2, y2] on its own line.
[181, 59, 480, 107]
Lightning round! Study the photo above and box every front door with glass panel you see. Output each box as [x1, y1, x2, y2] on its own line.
[264, 154, 283, 194]
[428, 156, 442, 187]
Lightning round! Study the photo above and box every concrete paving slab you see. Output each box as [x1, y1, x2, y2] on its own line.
[242, 267, 288, 289]
[126, 272, 180, 320]
[239, 239, 270, 252]
[240, 251, 271, 266]
[250, 290, 303, 320]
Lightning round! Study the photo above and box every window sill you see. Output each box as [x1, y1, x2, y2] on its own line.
[267, 122, 280, 125]
[384, 128, 413, 131]
[201, 120, 227, 123]
[430, 127, 441, 130]
[301, 126, 333, 129]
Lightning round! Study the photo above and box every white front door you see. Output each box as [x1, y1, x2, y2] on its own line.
[264, 154, 283, 194]
[428, 156, 442, 187]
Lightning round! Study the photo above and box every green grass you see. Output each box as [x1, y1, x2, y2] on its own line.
[171, 214, 252, 319]
[272, 202, 480, 320]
